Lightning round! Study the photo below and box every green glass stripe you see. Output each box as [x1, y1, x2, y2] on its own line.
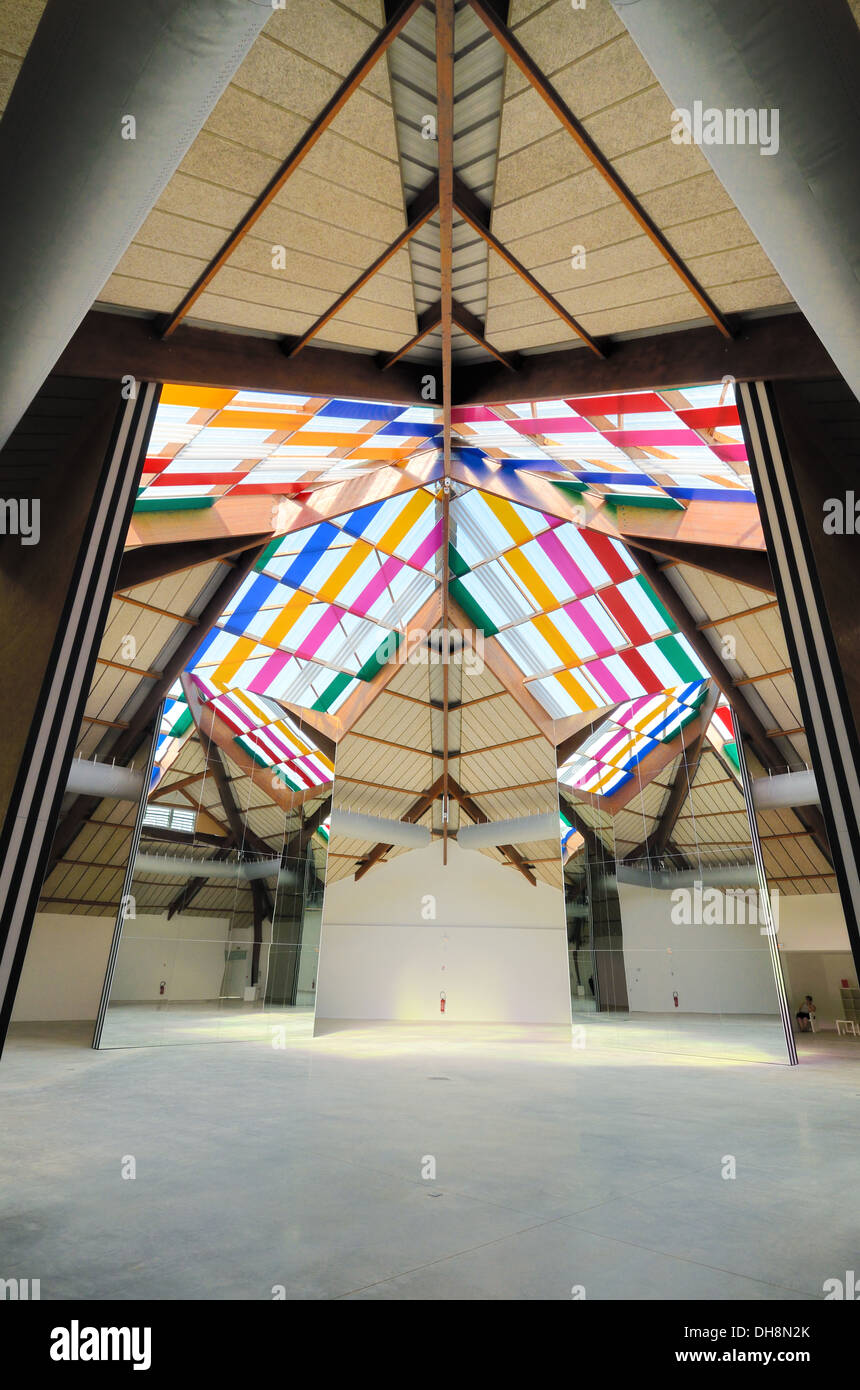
[550, 478, 589, 496]
[448, 542, 471, 577]
[255, 536, 283, 572]
[133, 496, 216, 513]
[312, 672, 353, 711]
[655, 633, 703, 685]
[357, 630, 401, 682]
[448, 578, 499, 637]
[237, 736, 269, 769]
[723, 741, 740, 770]
[635, 573, 677, 633]
[603, 493, 685, 511]
[171, 708, 193, 737]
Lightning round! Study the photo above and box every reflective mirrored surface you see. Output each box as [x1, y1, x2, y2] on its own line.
[562, 707, 791, 1062]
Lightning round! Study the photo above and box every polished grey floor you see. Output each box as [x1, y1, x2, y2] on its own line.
[1, 1016, 858, 1301]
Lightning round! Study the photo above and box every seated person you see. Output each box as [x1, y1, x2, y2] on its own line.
[795, 995, 816, 1031]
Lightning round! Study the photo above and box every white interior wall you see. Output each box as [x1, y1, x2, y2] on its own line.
[12, 913, 115, 1022]
[774, 892, 856, 1029]
[617, 882, 780, 1015]
[774, 892, 851, 951]
[315, 841, 571, 1026]
[111, 912, 232, 1002]
[781, 951, 857, 1031]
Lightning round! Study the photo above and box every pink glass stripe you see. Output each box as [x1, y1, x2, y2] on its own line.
[408, 517, 443, 569]
[563, 599, 614, 655]
[248, 650, 291, 695]
[583, 658, 629, 704]
[351, 553, 404, 617]
[709, 444, 747, 463]
[510, 416, 595, 435]
[451, 406, 498, 422]
[603, 429, 702, 448]
[295, 606, 342, 660]
[536, 530, 591, 597]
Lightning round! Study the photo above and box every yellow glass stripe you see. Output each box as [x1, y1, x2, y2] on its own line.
[377, 490, 430, 553]
[604, 732, 639, 769]
[555, 669, 598, 712]
[481, 491, 532, 546]
[272, 718, 312, 759]
[630, 692, 674, 735]
[260, 588, 313, 649]
[505, 549, 557, 612]
[533, 614, 580, 669]
[213, 636, 256, 687]
[317, 539, 372, 604]
[590, 764, 622, 794]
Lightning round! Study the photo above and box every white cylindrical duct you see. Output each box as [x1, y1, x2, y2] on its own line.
[133, 853, 294, 885]
[329, 810, 432, 849]
[457, 811, 560, 851]
[66, 758, 145, 802]
[602, 863, 759, 892]
[751, 771, 819, 810]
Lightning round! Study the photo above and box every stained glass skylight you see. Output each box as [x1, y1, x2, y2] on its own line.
[145, 384, 750, 814]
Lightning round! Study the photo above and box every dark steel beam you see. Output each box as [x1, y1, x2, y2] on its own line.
[53, 310, 428, 404]
[453, 312, 836, 405]
[625, 538, 775, 594]
[116, 534, 274, 592]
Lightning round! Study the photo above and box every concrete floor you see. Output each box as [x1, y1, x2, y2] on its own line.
[1, 1015, 858, 1301]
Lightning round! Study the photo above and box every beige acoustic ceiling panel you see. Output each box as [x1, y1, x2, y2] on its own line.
[0, 0, 46, 115]
[98, 0, 418, 352]
[486, 0, 792, 348]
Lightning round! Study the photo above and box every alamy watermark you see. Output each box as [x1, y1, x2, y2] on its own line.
[0, 498, 39, 545]
[383, 626, 485, 676]
[670, 881, 780, 935]
[671, 102, 779, 157]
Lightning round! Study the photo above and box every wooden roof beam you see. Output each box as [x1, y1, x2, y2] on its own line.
[354, 775, 445, 881]
[451, 297, 518, 370]
[452, 174, 603, 358]
[286, 175, 440, 357]
[446, 776, 538, 886]
[380, 300, 442, 370]
[631, 549, 833, 863]
[467, 0, 731, 338]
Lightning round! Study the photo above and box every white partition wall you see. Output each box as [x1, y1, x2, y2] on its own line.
[315, 841, 571, 1028]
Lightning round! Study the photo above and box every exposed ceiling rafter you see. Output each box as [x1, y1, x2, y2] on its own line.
[161, 0, 425, 337]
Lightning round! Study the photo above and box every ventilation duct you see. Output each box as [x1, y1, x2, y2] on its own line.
[329, 810, 432, 849]
[457, 811, 560, 851]
[751, 771, 819, 810]
[65, 758, 145, 802]
[601, 863, 759, 892]
[133, 853, 296, 886]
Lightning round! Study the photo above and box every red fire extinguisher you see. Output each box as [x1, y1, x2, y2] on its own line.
[440, 991, 446, 1014]
[159, 980, 166, 996]
[673, 990, 679, 1008]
